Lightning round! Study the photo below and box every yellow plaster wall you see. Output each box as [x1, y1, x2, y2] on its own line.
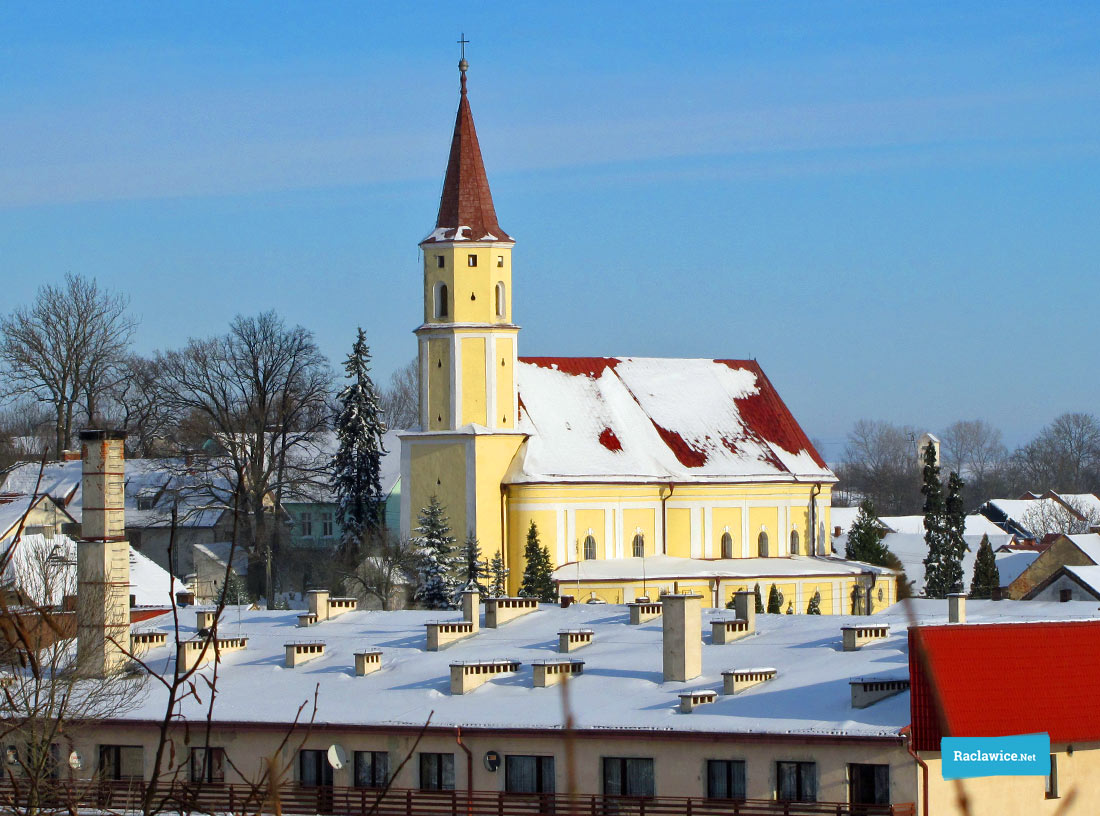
[496, 336, 514, 428]
[574, 508, 607, 559]
[460, 336, 487, 427]
[408, 440, 469, 544]
[471, 434, 525, 566]
[426, 338, 450, 430]
[623, 507, 657, 555]
[748, 507, 779, 556]
[711, 507, 742, 556]
[666, 507, 691, 557]
[506, 508, 558, 595]
[422, 244, 513, 326]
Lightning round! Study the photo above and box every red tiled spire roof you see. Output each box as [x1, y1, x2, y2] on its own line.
[424, 65, 512, 244]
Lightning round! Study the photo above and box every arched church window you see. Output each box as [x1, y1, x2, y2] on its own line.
[632, 534, 645, 558]
[434, 282, 449, 318]
[789, 530, 800, 555]
[583, 535, 596, 560]
[495, 281, 506, 318]
[720, 532, 734, 559]
[758, 531, 769, 558]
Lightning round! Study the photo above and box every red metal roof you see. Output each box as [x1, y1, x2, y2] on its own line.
[426, 70, 511, 244]
[909, 621, 1100, 750]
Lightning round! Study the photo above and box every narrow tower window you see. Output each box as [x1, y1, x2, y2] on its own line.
[497, 255, 504, 268]
[434, 282, 449, 318]
[583, 535, 596, 560]
[495, 282, 506, 318]
[758, 531, 769, 558]
[790, 530, 800, 555]
[468, 254, 478, 267]
[721, 532, 734, 559]
[436, 256, 445, 269]
[632, 534, 645, 558]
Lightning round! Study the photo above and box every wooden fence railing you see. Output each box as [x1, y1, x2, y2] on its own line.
[0, 779, 916, 816]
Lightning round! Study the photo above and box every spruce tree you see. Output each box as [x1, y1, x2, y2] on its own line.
[412, 496, 459, 609]
[969, 534, 1000, 599]
[488, 551, 507, 598]
[766, 584, 782, 614]
[754, 583, 765, 614]
[331, 328, 388, 573]
[921, 442, 952, 598]
[461, 534, 487, 594]
[943, 471, 968, 594]
[806, 590, 822, 615]
[519, 521, 556, 602]
[845, 499, 889, 564]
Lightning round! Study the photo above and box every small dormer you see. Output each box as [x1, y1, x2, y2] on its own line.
[557, 629, 594, 653]
[841, 624, 890, 651]
[449, 659, 521, 694]
[485, 597, 539, 628]
[851, 676, 911, 709]
[628, 601, 662, 625]
[284, 641, 325, 668]
[425, 620, 476, 651]
[354, 649, 383, 676]
[532, 659, 584, 688]
[679, 689, 718, 713]
[722, 667, 777, 695]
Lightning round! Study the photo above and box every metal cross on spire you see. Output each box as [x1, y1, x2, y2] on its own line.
[458, 33, 470, 73]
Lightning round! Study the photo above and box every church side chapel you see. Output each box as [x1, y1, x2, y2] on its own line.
[400, 58, 897, 613]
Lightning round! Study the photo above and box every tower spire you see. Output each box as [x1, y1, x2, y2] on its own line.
[424, 43, 511, 244]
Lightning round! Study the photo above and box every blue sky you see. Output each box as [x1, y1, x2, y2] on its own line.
[0, 2, 1097, 460]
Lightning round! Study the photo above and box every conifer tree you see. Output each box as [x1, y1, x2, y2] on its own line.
[754, 582, 765, 614]
[412, 496, 459, 609]
[767, 584, 783, 614]
[944, 471, 968, 592]
[845, 499, 890, 564]
[460, 534, 487, 594]
[519, 521, 557, 602]
[806, 590, 822, 615]
[488, 551, 507, 598]
[331, 328, 388, 573]
[969, 534, 1000, 599]
[921, 442, 952, 598]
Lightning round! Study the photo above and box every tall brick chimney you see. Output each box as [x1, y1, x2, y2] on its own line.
[76, 430, 131, 676]
[662, 593, 702, 682]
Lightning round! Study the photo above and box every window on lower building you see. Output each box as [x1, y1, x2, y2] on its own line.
[505, 755, 555, 794]
[354, 751, 389, 788]
[1046, 755, 1058, 799]
[776, 761, 816, 802]
[632, 534, 645, 558]
[299, 750, 333, 787]
[1060, 588, 1072, 602]
[758, 531, 769, 557]
[721, 532, 734, 559]
[583, 535, 597, 560]
[789, 530, 800, 555]
[706, 759, 746, 800]
[602, 757, 654, 797]
[848, 763, 889, 805]
[99, 745, 144, 781]
[420, 753, 455, 791]
[321, 512, 334, 538]
[190, 747, 226, 783]
[300, 512, 313, 538]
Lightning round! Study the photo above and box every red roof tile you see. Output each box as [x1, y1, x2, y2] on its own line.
[426, 70, 511, 244]
[909, 621, 1100, 750]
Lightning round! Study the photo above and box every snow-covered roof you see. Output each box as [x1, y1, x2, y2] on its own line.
[1054, 492, 1100, 518]
[994, 550, 1040, 586]
[879, 514, 1005, 538]
[121, 598, 1098, 737]
[982, 498, 1066, 534]
[509, 358, 833, 484]
[550, 554, 893, 583]
[879, 532, 1018, 595]
[1062, 565, 1100, 595]
[1065, 533, 1100, 564]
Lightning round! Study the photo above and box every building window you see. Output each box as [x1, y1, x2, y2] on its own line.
[497, 255, 504, 268]
[436, 255, 445, 269]
[776, 761, 816, 802]
[420, 753, 455, 791]
[299, 512, 313, 538]
[632, 534, 645, 558]
[721, 532, 734, 559]
[758, 531, 769, 558]
[706, 759, 746, 800]
[190, 748, 226, 784]
[848, 763, 889, 805]
[299, 750, 333, 787]
[467, 254, 478, 267]
[354, 751, 389, 788]
[1059, 588, 1072, 602]
[99, 745, 144, 781]
[506, 755, 555, 794]
[495, 281, 506, 317]
[321, 511, 334, 538]
[602, 757, 654, 798]
[583, 535, 597, 560]
[434, 282, 449, 318]
[1045, 755, 1058, 799]
[789, 530, 799, 555]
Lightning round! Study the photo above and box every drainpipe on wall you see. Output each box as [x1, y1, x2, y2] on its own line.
[455, 726, 473, 815]
[660, 483, 675, 555]
[904, 730, 930, 816]
[809, 482, 822, 555]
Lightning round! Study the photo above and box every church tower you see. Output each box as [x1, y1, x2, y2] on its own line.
[401, 57, 525, 570]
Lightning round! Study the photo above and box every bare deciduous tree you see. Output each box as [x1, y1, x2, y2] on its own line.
[102, 355, 177, 458]
[380, 357, 419, 431]
[155, 312, 333, 607]
[839, 420, 922, 515]
[1012, 412, 1100, 495]
[0, 275, 136, 458]
[344, 530, 417, 610]
[939, 419, 1009, 507]
[1020, 495, 1100, 537]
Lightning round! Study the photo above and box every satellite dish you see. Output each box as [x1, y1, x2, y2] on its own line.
[68, 751, 83, 770]
[327, 744, 347, 770]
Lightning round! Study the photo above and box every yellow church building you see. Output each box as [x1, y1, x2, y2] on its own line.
[400, 61, 896, 614]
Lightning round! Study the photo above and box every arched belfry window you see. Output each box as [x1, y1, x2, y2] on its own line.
[790, 530, 800, 555]
[720, 532, 734, 559]
[495, 281, 506, 318]
[583, 535, 597, 560]
[434, 282, 449, 319]
[758, 531, 769, 558]
[632, 533, 645, 558]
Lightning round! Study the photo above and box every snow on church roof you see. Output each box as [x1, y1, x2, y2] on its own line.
[509, 357, 833, 484]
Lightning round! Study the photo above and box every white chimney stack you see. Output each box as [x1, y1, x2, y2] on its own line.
[948, 593, 967, 624]
[461, 589, 480, 632]
[662, 593, 702, 683]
